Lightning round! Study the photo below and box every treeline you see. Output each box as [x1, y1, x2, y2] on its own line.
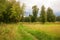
[0, 0, 60, 23]
[22, 5, 56, 23]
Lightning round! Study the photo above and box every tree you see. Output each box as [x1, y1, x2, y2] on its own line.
[24, 17, 30, 22]
[20, 4, 25, 22]
[29, 14, 34, 22]
[47, 7, 56, 22]
[0, 0, 25, 23]
[56, 16, 60, 22]
[0, 0, 9, 22]
[9, 1, 21, 22]
[32, 5, 39, 22]
[40, 5, 47, 23]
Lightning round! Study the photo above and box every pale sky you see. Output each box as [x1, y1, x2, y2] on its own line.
[16, 0, 60, 16]
[19, 0, 60, 13]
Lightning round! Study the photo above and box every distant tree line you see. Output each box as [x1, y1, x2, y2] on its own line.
[0, 0, 60, 23]
[23, 5, 56, 23]
[56, 16, 60, 22]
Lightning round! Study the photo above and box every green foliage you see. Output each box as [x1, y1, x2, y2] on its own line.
[29, 15, 34, 22]
[56, 16, 60, 21]
[24, 17, 30, 22]
[47, 7, 56, 22]
[0, 0, 8, 22]
[32, 5, 39, 22]
[10, 1, 21, 22]
[40, 5, 47, 23]
[20, 4, 25, 22]
[0, 0, 25, 23]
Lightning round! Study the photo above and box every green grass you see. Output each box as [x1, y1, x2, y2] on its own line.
[23, 22, 60, 37]
[0, 23, 60, 40]
[18, 24, 60, 40]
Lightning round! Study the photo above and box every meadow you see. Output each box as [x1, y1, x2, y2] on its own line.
[0, 22, 60, 40]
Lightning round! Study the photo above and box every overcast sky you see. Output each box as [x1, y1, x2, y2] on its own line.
[19, 0, 60, 13]
[17, 0, 60, 16]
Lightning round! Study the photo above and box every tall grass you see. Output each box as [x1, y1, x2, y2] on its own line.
[18, 24, 60, 40]
[0, 23, 60, 40]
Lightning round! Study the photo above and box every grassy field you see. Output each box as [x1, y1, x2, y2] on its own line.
[0, 22, 60, 40]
